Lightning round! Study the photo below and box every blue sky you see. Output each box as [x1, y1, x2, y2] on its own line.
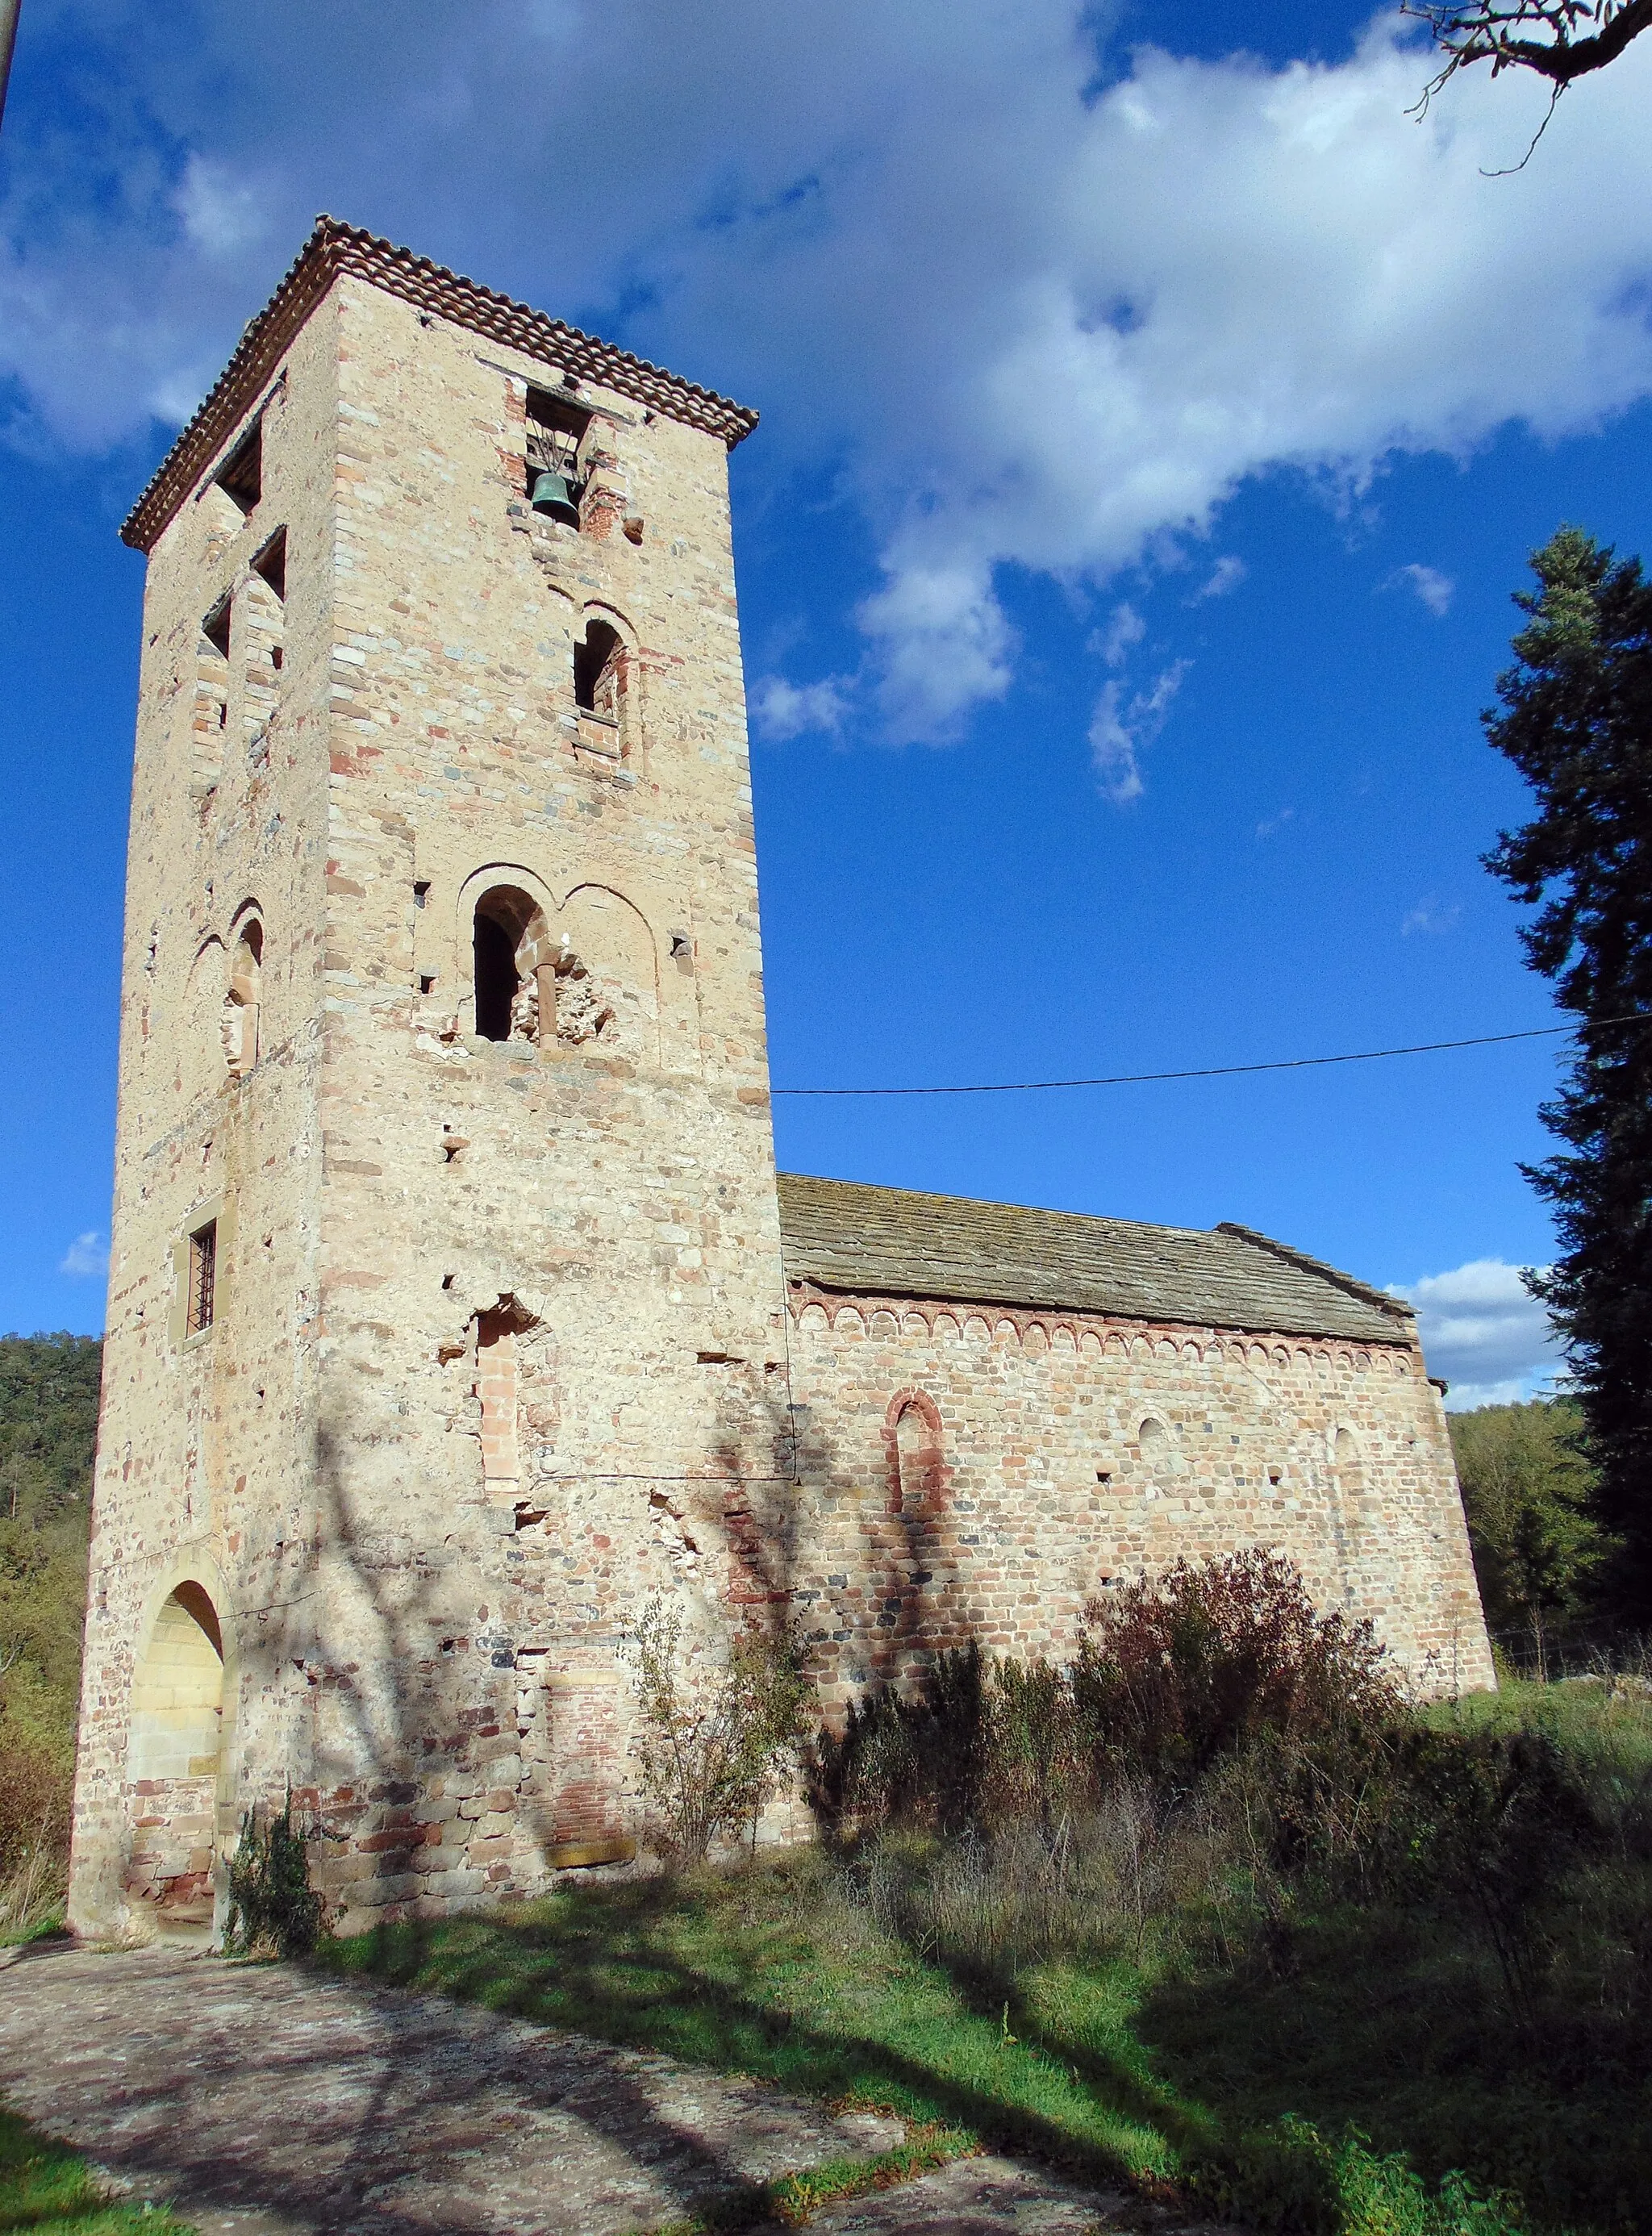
[5, 0, 1651, 1403]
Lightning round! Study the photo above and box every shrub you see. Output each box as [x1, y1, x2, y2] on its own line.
[815, 1551, 1403, 1844]
[0, 1733, 69, 1938]
[811, 1643, 1003, 1838]
[0, 1733, 69, 1879]
[625, 1599, 814, 1866]
[223, 1788, 323, 1958]
[1073, 1548, 1402, 1785]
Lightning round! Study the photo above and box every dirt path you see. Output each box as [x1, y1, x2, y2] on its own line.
[0, 1939, 1196, 2235]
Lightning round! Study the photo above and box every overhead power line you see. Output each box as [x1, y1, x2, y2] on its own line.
[772, 1016, 1644, 1099]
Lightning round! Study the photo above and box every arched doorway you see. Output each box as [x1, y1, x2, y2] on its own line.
[125, 1582, 224, 1921]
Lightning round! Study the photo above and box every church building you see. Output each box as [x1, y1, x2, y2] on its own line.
[68, 221, 1492, 1939]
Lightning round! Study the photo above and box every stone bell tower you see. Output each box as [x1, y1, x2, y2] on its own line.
[69, 219, 790, 1938]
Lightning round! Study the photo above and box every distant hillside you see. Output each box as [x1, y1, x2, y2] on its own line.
[0, 1333, 102, 1771]
[1448, 1394, 1605, 1671]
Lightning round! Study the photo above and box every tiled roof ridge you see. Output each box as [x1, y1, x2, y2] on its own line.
[777, 1170, 1216, 1249]
[1212, 1220, 1411, 1320]
[776, 1172, 1410, 1345]
[120, 215, 760, 553]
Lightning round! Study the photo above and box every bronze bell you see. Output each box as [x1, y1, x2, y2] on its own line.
[530, 470, 580, 528]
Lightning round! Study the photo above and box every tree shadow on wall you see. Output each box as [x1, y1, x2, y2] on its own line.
[715, 1360, 974, 1706]
[219, 1412, 825, 2233]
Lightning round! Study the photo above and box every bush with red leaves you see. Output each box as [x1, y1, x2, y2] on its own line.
[1073, 1549, 1401, 1783]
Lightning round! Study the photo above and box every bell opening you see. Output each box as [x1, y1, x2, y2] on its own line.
[530, 471, 581, 528]
[524, 385, 592, 529]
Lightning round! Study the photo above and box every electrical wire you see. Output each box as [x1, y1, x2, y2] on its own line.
[770, 1016, 1645, 1099]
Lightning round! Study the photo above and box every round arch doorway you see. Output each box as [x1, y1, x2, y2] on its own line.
[124, 1581, 225, 1924]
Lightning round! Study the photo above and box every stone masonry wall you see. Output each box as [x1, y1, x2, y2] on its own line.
[283, 276, 794, 1934]
[69, 292, 340, 1937]
[782, 1288, 1494, 1706]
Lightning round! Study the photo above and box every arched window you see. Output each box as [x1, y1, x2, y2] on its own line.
[574, 619, 624, 717]
[1138, 1416, 1169, 1462]
[472, 884, 553, 1045]
[222, 920, 262, 1078]
[885, 1391, 943, 1517]
[1333, 1425, 1365, 1492]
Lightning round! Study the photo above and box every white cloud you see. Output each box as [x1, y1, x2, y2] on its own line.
[1390, 1258, 1565, 1409]
[1387, 561, 1455, 615]
[1256, 806, 1295, 838]
[857, 557, 1015, 736]
[749, 673, 853, 741]
[1088, 659, 1191, 802]
[6, 5, 1652, 725]
[59, 1231, 108, 1279]
[1401, 895, 1462, 935]
[173, 155, 275, 263]
[1192, 554, 1246, 601]
[1094, 602, 1146, 667]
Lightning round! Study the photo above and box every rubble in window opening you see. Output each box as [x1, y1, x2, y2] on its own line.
[550, 954, 617, 1048]
[649, 1487, 702, 1573]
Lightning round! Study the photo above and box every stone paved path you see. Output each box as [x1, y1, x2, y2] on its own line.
[0, 1941, 1209, 2235]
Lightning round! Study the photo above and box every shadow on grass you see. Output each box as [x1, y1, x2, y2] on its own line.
[0, 2106, 194, 2236]
[1127, 1902, 1652, 2236]
[321, 1871, 1171, 2196]
[327, 1856, 1652, 2234]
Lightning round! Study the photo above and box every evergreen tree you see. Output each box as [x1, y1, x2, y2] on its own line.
[1483, 527, 1652, 1622]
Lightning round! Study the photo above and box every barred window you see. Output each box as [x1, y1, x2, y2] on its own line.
[186, 1220, 217, 1336]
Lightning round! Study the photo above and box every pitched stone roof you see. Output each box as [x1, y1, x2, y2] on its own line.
[776, 1174, 1412, 1345]
[121, 216, 759, 553]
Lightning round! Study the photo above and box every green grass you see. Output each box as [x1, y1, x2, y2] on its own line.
[319, 1676, 1652, 2234]
[321, 1673, 1652, 2233]
[1425, 1675, 1652, 1762]
[0, 2108, 194, 2234]
[629, 2124, 979, 2236]
[323, 1855, 1176, 2185]
[323, 1850, 1551, 2235]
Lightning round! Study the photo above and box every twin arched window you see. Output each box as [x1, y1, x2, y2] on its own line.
[471, 883, 646, 1051]
[473, 886, 554, 1044]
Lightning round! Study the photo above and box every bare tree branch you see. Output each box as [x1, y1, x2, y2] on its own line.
[1405, 0, 1652, 109]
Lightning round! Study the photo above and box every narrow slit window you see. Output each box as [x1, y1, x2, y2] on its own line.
[252, 527, 286, 602]
[202, 596, 232, 661]
[186, 1220, 217, 1336]
[217, 422, 262, 515]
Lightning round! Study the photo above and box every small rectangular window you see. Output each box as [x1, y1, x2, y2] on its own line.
[186, 1220, 217, 1336]
[202, 595, 232, 661]
[217, 422, 262, 515]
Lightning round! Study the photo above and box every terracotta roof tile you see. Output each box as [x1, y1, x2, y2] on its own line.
[777, 1173, 1412, 1345]
[121, 216, 758, 553]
